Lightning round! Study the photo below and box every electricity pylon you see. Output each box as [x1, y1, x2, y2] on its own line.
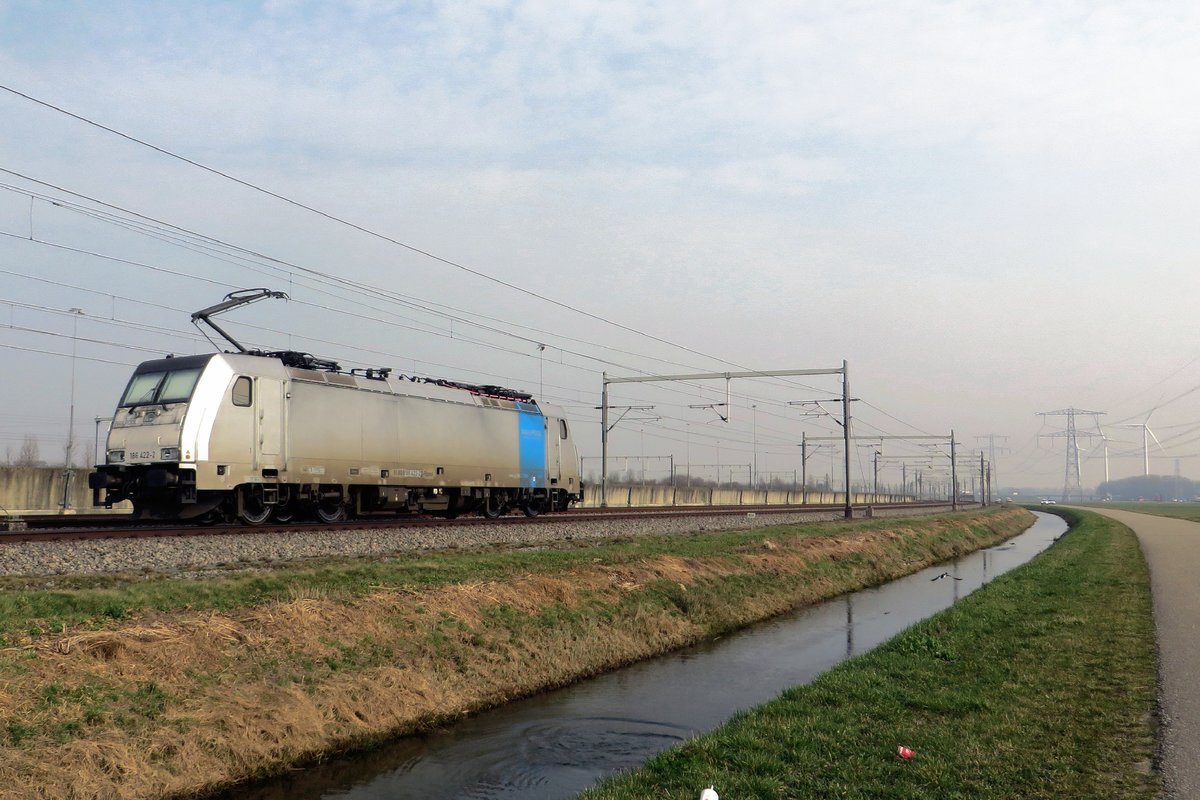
[975, 433, 1009, 491]
[1037, 408, 1105, 502]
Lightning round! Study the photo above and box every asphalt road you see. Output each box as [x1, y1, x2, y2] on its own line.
[1090, 508, 1200, 800]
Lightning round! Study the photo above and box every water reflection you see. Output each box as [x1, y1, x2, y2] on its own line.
[223, 513, 1066, 800]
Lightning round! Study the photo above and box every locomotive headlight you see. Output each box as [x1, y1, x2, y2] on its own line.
[106, 449, 125, 464]
[160, 447, 181, 461]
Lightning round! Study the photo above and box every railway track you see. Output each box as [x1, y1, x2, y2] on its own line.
[0, 502, 956, 544]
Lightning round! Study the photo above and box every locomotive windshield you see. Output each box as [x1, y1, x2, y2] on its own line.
[119, 367, 203, 407]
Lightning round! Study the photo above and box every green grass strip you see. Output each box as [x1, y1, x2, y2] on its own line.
[581, 509, 1159, 800]
[1082, 500, 1200, 523]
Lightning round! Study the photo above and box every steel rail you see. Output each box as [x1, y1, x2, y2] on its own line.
[0, 502, 959, 544]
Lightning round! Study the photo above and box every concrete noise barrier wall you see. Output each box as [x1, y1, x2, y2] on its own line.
[0, 466, 99, 514]
[581, 484, 911, 508]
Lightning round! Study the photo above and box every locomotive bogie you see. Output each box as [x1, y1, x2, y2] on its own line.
[90, 352, 583, 523]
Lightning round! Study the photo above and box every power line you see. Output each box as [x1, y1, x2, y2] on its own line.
[0, 283, 819, 451]
[0, 92, 940, 450]
[3, 181, 737, 375]
[0, 244, 815, 422]
[2, 136, 906, 448]
[0, 341, 137, 367]
[0, 229, 238, 291]
[3, 184, 841, 407]
[0, 84, 775, 371]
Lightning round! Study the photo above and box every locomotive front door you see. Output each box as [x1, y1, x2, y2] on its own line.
[256, 378, 284, 464]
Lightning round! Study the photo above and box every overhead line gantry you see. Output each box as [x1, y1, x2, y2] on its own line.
[601, 362, 853, 517]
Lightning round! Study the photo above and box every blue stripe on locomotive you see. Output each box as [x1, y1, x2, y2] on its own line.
[515, 402, 546, 488]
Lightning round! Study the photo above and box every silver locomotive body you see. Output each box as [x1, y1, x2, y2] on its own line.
[90, 353, 583, 522]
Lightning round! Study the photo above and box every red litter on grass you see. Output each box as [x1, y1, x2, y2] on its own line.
[897, 745, 915, 759]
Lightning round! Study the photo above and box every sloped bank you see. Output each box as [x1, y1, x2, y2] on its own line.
[0, 507, 1032, 799]
[582, 508, 1158, 799]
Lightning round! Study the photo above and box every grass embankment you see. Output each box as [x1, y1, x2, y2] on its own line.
[0, 508, 1029, 799]
[583, 508, 1159, 800]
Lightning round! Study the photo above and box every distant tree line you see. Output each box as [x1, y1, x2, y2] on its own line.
[1095, 474, 1200, 501]
[2, 435, 46, 467]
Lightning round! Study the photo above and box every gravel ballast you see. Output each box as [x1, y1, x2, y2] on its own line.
[0, 506, 956, 579]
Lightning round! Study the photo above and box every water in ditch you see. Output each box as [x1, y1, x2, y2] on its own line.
[226, 511, 1067, 800]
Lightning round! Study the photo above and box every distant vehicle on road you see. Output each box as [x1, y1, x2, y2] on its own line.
[1039, 498, 1057, 505]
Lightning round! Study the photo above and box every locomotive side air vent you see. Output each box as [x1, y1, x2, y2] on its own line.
[287, 368, 326, 382]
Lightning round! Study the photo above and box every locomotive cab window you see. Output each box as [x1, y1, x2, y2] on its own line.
[559, 419, 569, 439]
[159, 368, 203, 403]
[232, 376, 252, 407]
[119, 367, 203, 407]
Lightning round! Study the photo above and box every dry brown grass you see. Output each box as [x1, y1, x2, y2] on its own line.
[0, 507, 1032, 799]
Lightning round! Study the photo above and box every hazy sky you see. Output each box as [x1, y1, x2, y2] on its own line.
[2, 0, 1199, 495]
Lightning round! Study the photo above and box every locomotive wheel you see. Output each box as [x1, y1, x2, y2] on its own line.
[238, 488, 273, 526]
[315, 500, 345, 523]
[481, 495, 504, 519]
[273, 506, 297, 524]
[522, 502, 542, 518]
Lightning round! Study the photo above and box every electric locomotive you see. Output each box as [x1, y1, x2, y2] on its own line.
[89, 290, 583, 523]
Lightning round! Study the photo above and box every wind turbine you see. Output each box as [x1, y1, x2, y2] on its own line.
[1080, 423, 1133, 499]
[1089, 418, 1127, 485]
[1120, 413, 1165, 476]
[1077, 431, 1108, 485]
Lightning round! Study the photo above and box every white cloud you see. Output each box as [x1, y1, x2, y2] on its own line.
[11, 1, 1198, 173]
[703, 155, 847, 196]
[4, 0, 1200, 488]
